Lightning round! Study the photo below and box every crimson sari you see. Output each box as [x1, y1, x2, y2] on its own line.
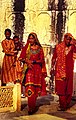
[20, 42, 47, 112]
[52, 41, 76, 110]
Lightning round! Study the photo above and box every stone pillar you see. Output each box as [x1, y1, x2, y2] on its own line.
[0, 0, 13, 67]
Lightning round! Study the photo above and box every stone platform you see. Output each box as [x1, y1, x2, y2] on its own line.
[13, 114, 66, 120]
[0, 94, 76, 120]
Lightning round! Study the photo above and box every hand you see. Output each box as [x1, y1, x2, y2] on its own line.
[28, 63, 33, 69]
[42, 72, 47, 78]
[70, 39, 76, 45]
[14, 50, 18, 54]
[32, 60, 37, 64]
[50, 68, 55, 76]
[26, 59, 33, 69]
[61, 77, 66, 80]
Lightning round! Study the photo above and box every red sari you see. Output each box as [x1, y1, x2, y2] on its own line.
[52, 41, 76, 110]
[20, 42, 47, 112]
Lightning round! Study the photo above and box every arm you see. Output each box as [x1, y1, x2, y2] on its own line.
[19, 42, 33, 69]
[51, 47, 57, 70]
[2, 40, 16, 55]
[39, 48, 47, 77]
[19, 41, 30, 61]
[70, 39, 76, 52]
[50, 47, 57, 76]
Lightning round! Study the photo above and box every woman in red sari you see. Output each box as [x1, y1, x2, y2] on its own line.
[51, 33, 76, 111]
[19, 32, 47, 114]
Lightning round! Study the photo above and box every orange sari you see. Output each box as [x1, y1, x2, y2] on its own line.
[1, 39, 16, 84]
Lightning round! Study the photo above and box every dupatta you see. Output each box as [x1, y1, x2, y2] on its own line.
[19, 41, 31, 81]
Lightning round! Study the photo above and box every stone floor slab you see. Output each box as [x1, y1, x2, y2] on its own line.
[13, 114, 67, 120]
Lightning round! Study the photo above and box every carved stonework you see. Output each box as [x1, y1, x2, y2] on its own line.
[67, 0, 76, 9]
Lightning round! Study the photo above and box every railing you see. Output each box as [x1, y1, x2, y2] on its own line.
[0, 83, 21, 112]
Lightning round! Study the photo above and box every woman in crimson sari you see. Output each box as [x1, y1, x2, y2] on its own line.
[19, 32, 47, 114]
[51, 33, 76, 111]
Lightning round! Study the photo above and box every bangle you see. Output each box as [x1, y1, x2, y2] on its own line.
[32, 60, 36, 64]
[51, 67, 54, 70]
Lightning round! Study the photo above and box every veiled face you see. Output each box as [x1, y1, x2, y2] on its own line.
[64, 35, 72, 47]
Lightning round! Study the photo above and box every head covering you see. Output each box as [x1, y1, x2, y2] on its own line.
[20, 32, 41, 59]
[64, 33, 74, 41]
[28, 32, 42, 47]
[30, 32, 38, 40]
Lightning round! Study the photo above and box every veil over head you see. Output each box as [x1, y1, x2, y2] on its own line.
[28, 32, 41, 47]
[64, 33, 74, 40]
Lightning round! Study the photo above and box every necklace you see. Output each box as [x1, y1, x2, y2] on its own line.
[30, 48, 40, 54]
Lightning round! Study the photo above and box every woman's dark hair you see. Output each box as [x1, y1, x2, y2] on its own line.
[13, 35, 19, 39]
[4, 28, 11, 35]
[28, 33, 42, 47]
[28, 34, 35, 39]
[65, 35, 72, 40]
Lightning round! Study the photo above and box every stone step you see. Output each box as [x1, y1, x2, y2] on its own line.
[13, 114, 66, 120]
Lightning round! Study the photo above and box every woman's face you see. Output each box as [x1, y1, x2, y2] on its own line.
[64, 35, 72, 47]
[5, 31, 11, 40]
[14, 37, 19, 44]
[28, 35, 35, 45]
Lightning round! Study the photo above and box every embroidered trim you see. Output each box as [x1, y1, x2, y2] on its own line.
[30, 49, 40, 54]
[25, 82, 41, 87]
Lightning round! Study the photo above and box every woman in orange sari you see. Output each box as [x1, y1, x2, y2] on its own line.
[1, 29, 17, 85]
[19, 32, 47, 114]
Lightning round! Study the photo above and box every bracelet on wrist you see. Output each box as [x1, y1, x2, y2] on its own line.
[32, 60, 36, 64]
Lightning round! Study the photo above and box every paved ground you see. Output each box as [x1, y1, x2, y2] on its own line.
[0, 94, 76, 120]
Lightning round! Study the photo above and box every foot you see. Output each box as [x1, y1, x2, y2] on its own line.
[57, 107, 66, 111]
[66, 103, 70, 109]
[28, 106, 39, 115]
[28, 111, 33, 115]
[21, 94, 25, 98]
